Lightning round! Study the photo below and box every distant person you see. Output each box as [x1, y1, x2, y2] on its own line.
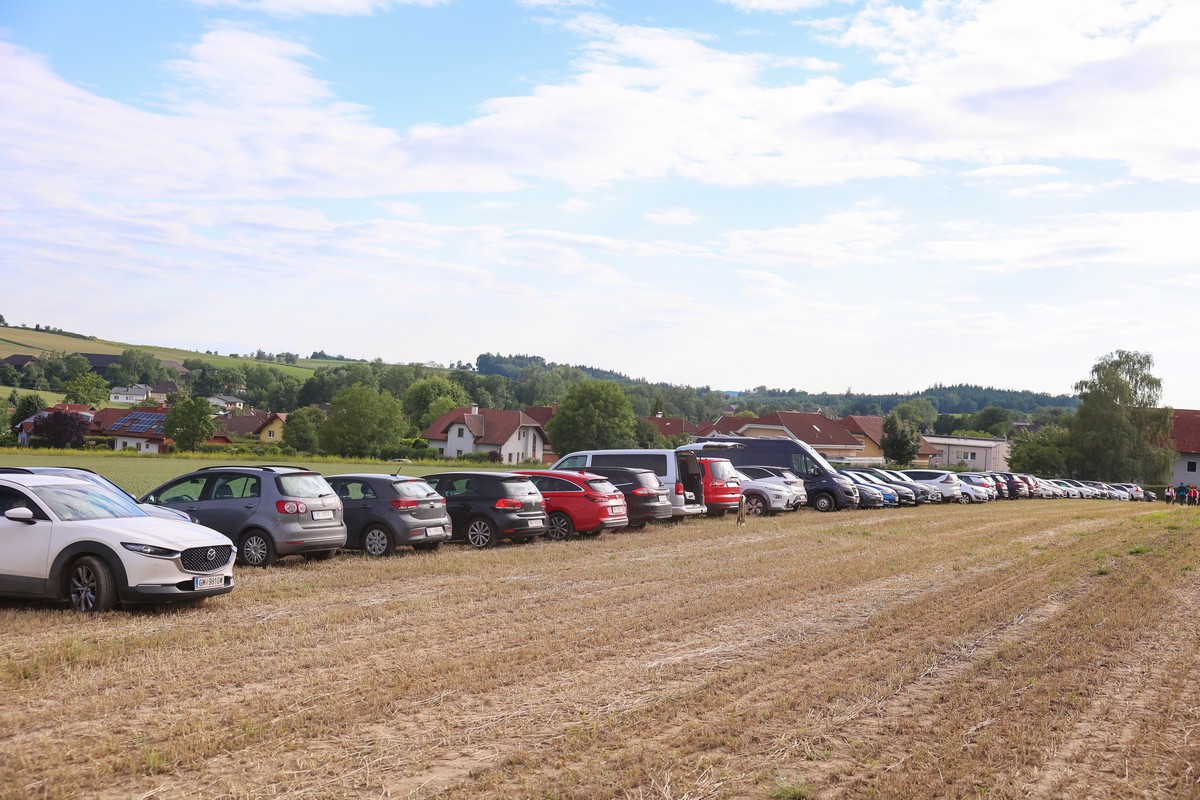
[1165, 484, 1175, 504]
[1178, 482, 1189, 504]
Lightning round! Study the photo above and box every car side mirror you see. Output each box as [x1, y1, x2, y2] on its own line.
[145, 494, 156, 504]
[811, 468, 821, 477]
[4, 507, 35, 524]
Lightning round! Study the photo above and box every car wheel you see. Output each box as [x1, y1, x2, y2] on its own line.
[813, 492, 836, 513]
[412, 542, 440, 553]
[466, 517, 496, 549]
[745, 495, 767, 516]
[240, 531, 277, 568]
[68, 555, 117, 613]
[547, 512, 575, 541]
[362, 525, 394, 557]
[958, 493, 971, 505]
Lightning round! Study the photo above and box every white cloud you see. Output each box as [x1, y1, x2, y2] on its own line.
[718, 0, 842, 11]
[188, 0, 445, 16]
[719, 203, 905, 266]
[965, 164, 1063, 177]
[644, 207, 700, 226]
[558, 197, 594, 213]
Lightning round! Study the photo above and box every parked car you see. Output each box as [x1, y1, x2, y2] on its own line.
[839, 470, 902, 507]
[844, 470, 916, 506]
[856, 468, 935, 504]
[1080, 480, 1116, 499]
[568, 466, 672, 529]
[0, 474, 234, 612]
[856, 483, 886, 509]
[729, 462, 806, 506]
[899, 469, 964, 503]
[995, 472, 1030, 499]
[985, 472, 1011, 499]
[1048, 479, 1082, 498]
[1112, 483, 1146, 501]
[423, 472, 547, 547]
[958, 481, 991, 503]
[697, 457, 743, 517]
[515, 470, 627, 539]
[552, 449, 708, 518]
[326, 474, 452, 556]
[685, 437, 859, 512]
[0, 466, 193, 522]
[141, 465, 347, 567]
[732, 466, 807, 514]
[958, 473, 996, 500]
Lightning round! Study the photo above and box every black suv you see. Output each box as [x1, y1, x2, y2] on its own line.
[423, 472, 547, 548]
[141, 465, 347, 566]
[326, 473, 452, 556]
[568, 466, 672, 529]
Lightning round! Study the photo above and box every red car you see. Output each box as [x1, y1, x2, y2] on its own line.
[697, 457, 742, 517]
[515, 470, 628, 540]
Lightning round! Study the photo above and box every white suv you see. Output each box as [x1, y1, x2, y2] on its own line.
[0, 475, 235, 612]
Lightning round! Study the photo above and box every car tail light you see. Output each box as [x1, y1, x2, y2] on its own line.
[674, 482, 684, 496]
[389, 498, 419, 510]
[941, 475, 956, 483]
[494, 498, 523, 510]
[710, 480, 726, 488]
[276, 500, 309, 514]
[632, 487, 658, 497]
[584, 493, 609, 503]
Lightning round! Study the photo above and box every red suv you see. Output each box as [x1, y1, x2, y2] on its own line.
[516, 470, 628, 540]
[697, 457, 742, 517]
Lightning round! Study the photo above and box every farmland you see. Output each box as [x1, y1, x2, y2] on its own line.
[2, 489, 1199, 798]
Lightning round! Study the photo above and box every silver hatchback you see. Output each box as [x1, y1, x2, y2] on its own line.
[142, 466, 347, 567]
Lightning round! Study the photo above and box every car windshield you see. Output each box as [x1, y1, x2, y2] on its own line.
[278, 473, 333, 498]
[31, 485, 147, 521]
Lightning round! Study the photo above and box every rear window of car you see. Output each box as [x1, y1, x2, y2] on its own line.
[587, 479, 618, 494]
[634, 472, 664, 489]
[708, 460, 737, 481]
[500, 478, 540, 497]
[592, 453, 669, 475]
[278, 473, 333, 498]
[393, 480, 437, 500]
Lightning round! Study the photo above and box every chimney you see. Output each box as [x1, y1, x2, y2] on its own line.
[470, 404, 479, 415]
[655, 411, 663, 418]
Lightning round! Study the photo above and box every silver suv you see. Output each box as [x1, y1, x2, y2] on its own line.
[141, 466, 347, 567]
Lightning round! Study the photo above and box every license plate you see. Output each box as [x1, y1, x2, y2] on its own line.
[611, 505, 623, 513]
[312, 509, 334, 520]
[194, 575, 224, 590]
[425, 526, 443, 536]
[529, 520, 543, 527]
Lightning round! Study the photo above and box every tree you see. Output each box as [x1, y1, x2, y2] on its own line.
[0, 364, 18, 386]
[62, 373, 109, 407]
[401, 376, 471, 430]
[969, 406, 1015, 438]
[1069, 350, 1174, 482]
[634, 417, 664, 448]
[545, 381, 637, 454]
[164, 397, 217, 452]
[11, 393, 45, 428]
[31, 409, 90, 448]
[105, 349, 167, 388]
[320, 383, 411, 458]
[890, 398, 938, 433]
[1009, 426, 1072, 476]
[282, 407, 324, 453]
[881, 414, 920, 465]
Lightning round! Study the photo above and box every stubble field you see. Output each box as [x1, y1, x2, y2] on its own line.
[3, 500, 1200, 799]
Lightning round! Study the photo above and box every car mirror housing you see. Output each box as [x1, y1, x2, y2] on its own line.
[4, 507, 36, 524]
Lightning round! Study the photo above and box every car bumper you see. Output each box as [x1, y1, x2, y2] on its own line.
[672, 503, 707, 517]
[122, 575, 235, 602]
[397, 526, 453, 545]
[276, 530, 348, 555]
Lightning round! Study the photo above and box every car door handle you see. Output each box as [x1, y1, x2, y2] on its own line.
[244, 504, 255, 509]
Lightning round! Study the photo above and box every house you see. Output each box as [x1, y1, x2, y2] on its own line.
[694, 414, 750, 437]
[110, 384, 152, 404]
[218, 410, 270, 438]
[638, 413, 697, 440]
[523, 406, 558, 463]
[834, 415, 940, 466]
[207, 395, 246, 412]
[1, 354, 37, 370]
[78, 353, 123, 377]
[422, 405, 549, 464]
[1169, 409, 1200, 485]
[159, 360, 191, 379]
[13, 403, 96, 446]
[105, 407, 169, 453]
[150, 380, 180, 403]
[922, 434, 1010, 471]
[734, 411, 866, 461]
[256, 413, 288, 443]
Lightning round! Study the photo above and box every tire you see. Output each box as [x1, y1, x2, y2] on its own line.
[361, 525, 395, 557]
[547, 512, 575, 541]
[67, 555, 117, 613]
[412, 542, 440, 553]
[813, 492, 836, 513]
[466, 517, 497, 549]
[958, 493, 971, 505]
[745, 495, 768, 516]
[240, 530, 277, 568]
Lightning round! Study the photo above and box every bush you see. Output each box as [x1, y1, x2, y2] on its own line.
[458, 451, 494, 463]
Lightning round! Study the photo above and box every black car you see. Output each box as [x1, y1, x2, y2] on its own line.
[327, 473, 453, 556]
[423, 472, 547, 548]
[567, 466, 672, 529]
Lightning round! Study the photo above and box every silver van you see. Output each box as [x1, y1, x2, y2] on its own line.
[551, 449, 707, 518]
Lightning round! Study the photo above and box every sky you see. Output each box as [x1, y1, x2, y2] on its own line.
[2, 0, 1198, 406]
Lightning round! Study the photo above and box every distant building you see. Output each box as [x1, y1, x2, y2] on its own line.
[922, 434, 1010, 471]
[109, 384, 152, 404]
[422, 405, 549, 464]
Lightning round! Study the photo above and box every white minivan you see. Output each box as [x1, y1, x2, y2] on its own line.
[551, 449, 707, 518]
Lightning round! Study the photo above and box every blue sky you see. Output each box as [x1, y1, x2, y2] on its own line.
[2, 0, 1198, 406]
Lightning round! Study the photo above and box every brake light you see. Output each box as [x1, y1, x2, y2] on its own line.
[389, 498, 419, 510]
[941, 475, 955, 483]
[494, 498, 523, 510]
[674, 482, 684, 496]
[276, 500, 309, 514]
[632, 487, 658, 497]
[710, 480, 726, 488]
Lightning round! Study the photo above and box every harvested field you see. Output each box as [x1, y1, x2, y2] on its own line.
[3, 501, 1200, 798]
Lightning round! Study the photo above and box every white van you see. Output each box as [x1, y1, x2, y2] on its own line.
[551, 449, 707, 517]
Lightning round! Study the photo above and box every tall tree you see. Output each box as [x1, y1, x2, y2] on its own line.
[1069, 350, 1173, 482]
[321, 383, 411, 458]
[62, 373, 109, 407]
[402, 376, 471, 430]
[282, 407, 323, 453]
[164, 397, 217, 452]
[11, 393, 46, 427]
[881, 414, 920, 465]
[105, 349, 167, 387]
[31, 409, 90, 448]
[890, 398, 938, 433]
[545, 381, 637, 454]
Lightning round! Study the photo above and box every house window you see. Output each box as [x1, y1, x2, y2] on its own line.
[969, 452, 977, 461]
[268, 430, 275, 439]
[508, 453, 514, 463]
[1189, 461, 1197, 473]
[458, 427, 466, 438]
[455, 449, 462, 457]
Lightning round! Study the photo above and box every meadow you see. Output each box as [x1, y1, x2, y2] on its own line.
[1, 474, 1198, 799]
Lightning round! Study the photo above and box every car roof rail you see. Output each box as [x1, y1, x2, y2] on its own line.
[0, 467, 35, 473]
[255, 464, 308, 471]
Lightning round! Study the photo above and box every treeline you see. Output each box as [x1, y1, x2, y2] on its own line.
[736, 382, 1078, 417]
